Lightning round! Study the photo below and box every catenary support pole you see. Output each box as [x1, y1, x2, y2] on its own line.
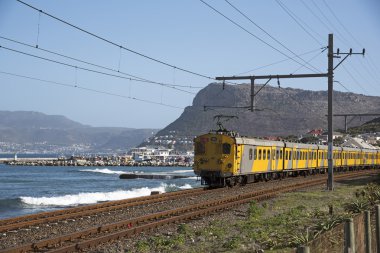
[327, 33, 334, 191]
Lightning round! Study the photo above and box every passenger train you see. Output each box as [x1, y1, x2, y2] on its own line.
[193, 129, 380, 187]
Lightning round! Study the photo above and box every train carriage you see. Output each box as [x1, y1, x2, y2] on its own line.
[193, 130, 380, 187]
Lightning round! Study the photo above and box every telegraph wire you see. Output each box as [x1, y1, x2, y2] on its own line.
[0, 45, 196, 95]
[16, 0, 215, 81]
[237, 47, 324, 75]
[0, 35, 204, 89]
[275, 0, 324, 47]
[224, 0, 321, 73]
[199, 0, 321, 74]
[0, 70, 184, 109]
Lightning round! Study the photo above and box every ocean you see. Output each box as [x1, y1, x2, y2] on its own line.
[0, 164, 200, 219]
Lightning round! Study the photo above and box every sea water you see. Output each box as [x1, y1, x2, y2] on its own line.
[0, 164, 199, 219]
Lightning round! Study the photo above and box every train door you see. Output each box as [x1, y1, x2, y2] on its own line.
[271, 147, 283, 171]
[240, 145, 255, 174]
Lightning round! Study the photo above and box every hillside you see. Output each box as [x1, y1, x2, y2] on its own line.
[0, 111, 158, 153]
[348, 117, 380, 134]
[157, 83, 380, 138]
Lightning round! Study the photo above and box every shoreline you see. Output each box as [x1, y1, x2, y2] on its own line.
[2, 158, 193, 167]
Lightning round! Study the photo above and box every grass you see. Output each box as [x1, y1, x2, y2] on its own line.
[128, 175, 380, 253]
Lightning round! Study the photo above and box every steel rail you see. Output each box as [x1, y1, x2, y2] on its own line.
[0, 170, 376, 253]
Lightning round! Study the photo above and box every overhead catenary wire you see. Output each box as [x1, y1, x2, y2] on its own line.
[15, 0, 215, 81]
[0, 44, 196, 95]
[0, 70, 184, 109]
[199, 0, 322, 74]
[224, 0, 322, 73]
[0, 35, 204, 89]
[291, 47, 326, 74]
[237, 47, 324, 75]
[275, 0, 324, 47]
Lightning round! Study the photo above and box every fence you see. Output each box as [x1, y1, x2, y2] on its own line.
[297, 205, 380, 253]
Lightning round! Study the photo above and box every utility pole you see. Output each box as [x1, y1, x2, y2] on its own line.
[215, 34, 364, 191]
[327, 34, 334, 191]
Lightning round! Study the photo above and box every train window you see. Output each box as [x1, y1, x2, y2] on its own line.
[285, 151, 288, 160]
[267, 150, 271, 160]
[275, 150, 279, 160]
[258, 149, 262, 160]
[254, 149, 257, 160]
[222, 143, 231, 154]
[249, 148, 253, 160]
[263, 150, 267, 160]
[280, 150, 283, 159]
[195, 142, 205, 155]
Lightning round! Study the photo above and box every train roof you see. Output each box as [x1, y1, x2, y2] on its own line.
[235, 137, 285, 147]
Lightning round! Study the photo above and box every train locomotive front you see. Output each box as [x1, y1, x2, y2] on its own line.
[193, 131, 239, 187]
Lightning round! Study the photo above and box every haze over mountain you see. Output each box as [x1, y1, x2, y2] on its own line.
[0, 111, 158, 153]
[156, 83, 380, 138]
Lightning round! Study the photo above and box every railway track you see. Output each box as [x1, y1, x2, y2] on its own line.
[0, 187, 208, 233]
[0, 170, 376, 253]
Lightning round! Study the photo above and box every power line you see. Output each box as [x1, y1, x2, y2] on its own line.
[321, 0, 363, 48]
[199, 0, 321, 74]
[291, 47, 326, 74]
[275, 0, 324, 47]
[341, 64, 369, 94]
[237, 47, 324, 75]
[0, 70, 184, 109]
[0, 44, 196, 95]
[309, 0, 351, 47]
[15, 0, 214, 81]
[224, 0, 321, 73]
[0, 36, 204, 90]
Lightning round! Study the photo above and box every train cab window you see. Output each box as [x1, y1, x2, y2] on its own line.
[249, 148, 253, 160]
[254, 149, 257, 160]
[222, 143, 231, 154]
[258, 149, 262, 160]
[263, 150, 267, 160]
[195, 142, 205, 155]
[267, 150, 271, 160]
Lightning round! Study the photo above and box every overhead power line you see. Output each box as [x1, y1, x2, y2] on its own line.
[275, 0, 324, 46]
[0, 44, 196, 95]
[0, 70, 184, 109]
[0, 35, 204, 90]
[16, 0, 214, 81]
[237, 47, 324, 75]
[224, 0, 321, 73]
[199, 0, 322, 74]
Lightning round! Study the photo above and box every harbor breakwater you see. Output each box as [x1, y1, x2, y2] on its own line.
[2, 158, 192, 167]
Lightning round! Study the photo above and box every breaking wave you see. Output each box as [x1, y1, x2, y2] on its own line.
[79, 168, 126, 175]
[20, 183, 193, 207]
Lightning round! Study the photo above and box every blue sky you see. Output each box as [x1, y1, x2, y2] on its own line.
[0, 0, 379, 129]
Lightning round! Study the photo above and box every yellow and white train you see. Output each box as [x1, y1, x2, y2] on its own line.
[193, 130, 380, 187]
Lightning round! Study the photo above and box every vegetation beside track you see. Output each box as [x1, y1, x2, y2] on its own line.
[122, 174, 380, 253]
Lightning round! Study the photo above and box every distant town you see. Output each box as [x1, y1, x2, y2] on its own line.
[1, 128, 379, 167]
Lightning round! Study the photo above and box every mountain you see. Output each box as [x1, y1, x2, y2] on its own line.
[156, 83, 380, 138]
[0, 111, 158, 153]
